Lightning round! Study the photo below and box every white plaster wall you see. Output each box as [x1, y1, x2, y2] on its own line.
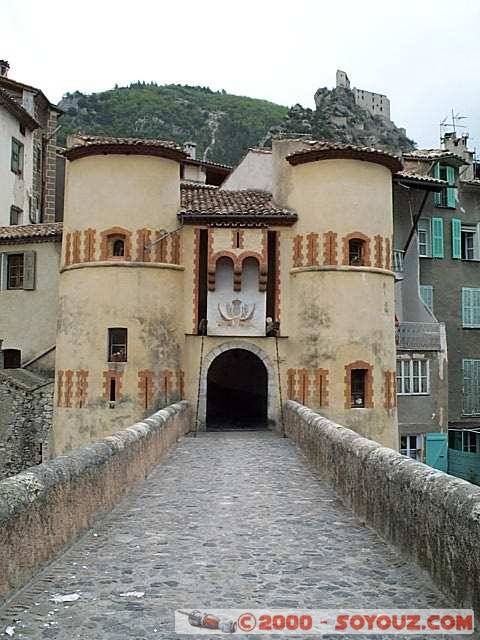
[0, 107, 34, 226]
[221, 150, 272, 192]
[207, 257, 266, 336]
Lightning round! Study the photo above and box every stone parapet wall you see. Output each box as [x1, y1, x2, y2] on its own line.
[0, 401, 191, 604]
[285, 400, 480, 612]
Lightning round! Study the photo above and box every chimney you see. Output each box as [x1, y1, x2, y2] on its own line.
[183, 141, 196, 160]
[0, 60, 9, 77]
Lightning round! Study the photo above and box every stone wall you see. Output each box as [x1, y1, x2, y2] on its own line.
[0, 371, 54, 480]
[0, 401, 191, 604]
[285, 400, 480, 612]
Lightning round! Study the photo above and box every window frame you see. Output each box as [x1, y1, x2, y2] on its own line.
[417, 218, 431, 257]
[462, 288, 480, 328]
[348, 238, 365, 266]
[9, 205, 22, 226]
[419, 285, 434, 313]
[461, 225, 479, 261]
[351, 369, 366, 407]
[462, 358, 480, 416]
[11, 138, 24, 176]
[6, 253, 24, 290]
[396, 358, 430, 395]
[400, 434, 423, 460]
[108, 327, 128, 363]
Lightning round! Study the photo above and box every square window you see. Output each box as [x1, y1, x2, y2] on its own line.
[396, 358, 429, 395]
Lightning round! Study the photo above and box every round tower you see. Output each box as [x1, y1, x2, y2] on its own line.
[274, 139, 401, 448]
[52, 137, 186, 454]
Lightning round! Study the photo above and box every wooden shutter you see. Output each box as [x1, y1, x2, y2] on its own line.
[431, 217, 444, 258]
[463, 359, 480, 416]
[420, 285, 433, 313]
[23, 251, 36, 290]
[451, 218, 461, 259]
[462, 288, 480, 327]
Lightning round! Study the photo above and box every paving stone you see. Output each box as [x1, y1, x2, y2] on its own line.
[0, 431, 454, 639]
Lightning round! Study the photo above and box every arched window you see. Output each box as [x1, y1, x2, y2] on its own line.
[113, 239, 125, 257]
[349, 238, 365, 265]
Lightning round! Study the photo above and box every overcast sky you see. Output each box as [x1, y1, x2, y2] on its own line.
[2, 0, 479, 152]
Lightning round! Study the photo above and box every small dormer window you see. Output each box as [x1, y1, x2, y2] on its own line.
[434, 163, 456, 208]
[113, 239, 125, 257]
[349, 239, 365, 266]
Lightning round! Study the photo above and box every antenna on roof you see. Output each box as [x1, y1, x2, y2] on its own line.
[440, 109, 468, 142]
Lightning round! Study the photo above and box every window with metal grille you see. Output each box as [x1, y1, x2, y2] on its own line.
[348, 239, 365, 266]
[11, 138, 24, 175]
[462, 288, 480, 328]
[7, 254, 24, 289]
[462, 359, 480, 416]
[108, 328, 127, 362]
[396, 359, 429, 395]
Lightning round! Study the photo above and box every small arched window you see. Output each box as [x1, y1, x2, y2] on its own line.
[349, 239, 365, 266]
[113, 239, 125, 257]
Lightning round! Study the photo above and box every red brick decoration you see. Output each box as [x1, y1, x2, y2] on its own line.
[374, 234, 383, 268]
[75, 370, 89, 408]
[176, 369, 185, 399]
[306, 233, 319, 266]
[154, 229, 168, 263]
[102, 370, 123, 401]
[275, 231, 281, 321]
[64, 370, 74, 408]
[161, 369, 174, 403]
[292, 235, 304, 267]
[64, 232, 72, 266]
[71, 231, 81, 264]
[287, 369, 297, 400]
[323, 231, 338, 266]
[99, 227, 132, 261]
[231, 230, 245, 249]
[170, 232, 181, 265]
[56, 370, 64, 407]
[384, 370, 396, 409]
[342, 232, 372, 267]
[136, 228, 152, 262]
[193, 228, 201, 333]
[344, 360, 374, 409]
[315, 368, 329, 407]
[384, 236, 392, 271]
[83, 229, 96, 262]
[298, 368, 310, 405]
[138, 369, 155, 410]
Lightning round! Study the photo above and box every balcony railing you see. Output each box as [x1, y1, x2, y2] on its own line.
[396, 322, 442, 351]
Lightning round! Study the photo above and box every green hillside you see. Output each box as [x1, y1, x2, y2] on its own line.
[58, 83, 289, 166]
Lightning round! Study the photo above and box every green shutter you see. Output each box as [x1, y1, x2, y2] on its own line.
[433, 163, 441, 206]
[451, 218, 461, 258]
[462, 288, 480, 327]
[446, 165, 456, 185]
[446, 166, 457, 208]
[431, 217, 444, 258]
[420, 285, 433, 313]
[463, 359, 480, 415]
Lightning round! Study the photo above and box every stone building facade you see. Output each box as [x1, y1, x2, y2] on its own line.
[335, 69, 391, 121]
[50, 135, 402, 454]
[0, 60, 62, 225]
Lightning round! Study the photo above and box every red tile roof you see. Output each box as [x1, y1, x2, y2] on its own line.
[0, 88, 39, 130]
[394, 171, 447, 190]
[179, 183, 296, 224]
[286, 141, 402, 172]
[403, 149, 467, 164]
[64, 135, 186, 162]
[0, 223, 63, 243]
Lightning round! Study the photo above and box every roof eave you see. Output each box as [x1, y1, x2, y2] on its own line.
[287, 148, 402, 173]
[393, 176, 446, 192]
[178, 213, 298, 226]
[64, 143, 186, 162]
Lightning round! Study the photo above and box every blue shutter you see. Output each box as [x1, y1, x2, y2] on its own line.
[425, 433, 448, 472]
[420, 285, 433, 313]
[431, 217, 444, 258]
[462, 359, 480, 415]
[451, 218, 461, 258]
[446, 166, 457, 208]
[462, 288, 480, 327]
[433, 163, 442, 206]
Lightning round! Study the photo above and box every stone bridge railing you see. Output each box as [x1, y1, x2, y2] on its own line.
[285, 401, 480, 612]
[0, 401, 192, 604]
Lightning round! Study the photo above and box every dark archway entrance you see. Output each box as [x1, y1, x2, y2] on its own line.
[206, 348, 268, 430]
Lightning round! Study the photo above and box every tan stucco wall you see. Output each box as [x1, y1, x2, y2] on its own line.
[52, 153, 184, 454]
[0, 240, 60, 371]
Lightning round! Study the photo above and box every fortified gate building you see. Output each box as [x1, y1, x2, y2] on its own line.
[52, 136, 400, 454]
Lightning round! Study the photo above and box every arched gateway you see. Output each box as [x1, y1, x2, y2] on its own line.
[198, 341, 278, 431]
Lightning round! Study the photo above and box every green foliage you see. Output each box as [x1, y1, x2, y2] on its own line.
[59, 83, 288, 165]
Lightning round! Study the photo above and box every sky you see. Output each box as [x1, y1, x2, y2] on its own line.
[2, 0, 479, 152]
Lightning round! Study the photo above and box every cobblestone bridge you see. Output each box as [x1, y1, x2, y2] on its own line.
[0, 431, 452, 639]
